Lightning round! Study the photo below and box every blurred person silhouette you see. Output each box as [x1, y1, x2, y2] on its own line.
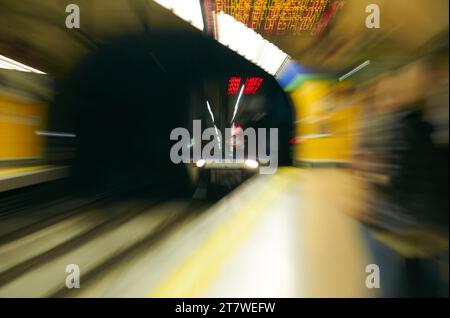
[358, 59, 448, 297]
[373, 61, 446, 230]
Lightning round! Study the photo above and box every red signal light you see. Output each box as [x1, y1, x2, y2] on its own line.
[227, 76, 263, 95]
[227, 76, 241, 95]
[244, 77, 263, 95]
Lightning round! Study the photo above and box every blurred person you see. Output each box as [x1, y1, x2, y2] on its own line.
[421, 52, 449, 228]
[356, 59, 448, 297]
[354, 74, 398, 218]
[374, 60, 447, 230]
[356, 80, 388, 169]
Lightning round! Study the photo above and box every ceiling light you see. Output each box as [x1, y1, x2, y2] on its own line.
[153, 0, 204, 31]
[216, 12, 289, 76]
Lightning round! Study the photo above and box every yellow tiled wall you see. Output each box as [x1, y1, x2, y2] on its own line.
[290, 80, 359, 163]
[0, 95, 46, 160]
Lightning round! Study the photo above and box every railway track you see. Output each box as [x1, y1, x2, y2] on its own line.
[0, 190, 205, 297]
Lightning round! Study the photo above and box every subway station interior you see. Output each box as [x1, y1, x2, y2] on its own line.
[0, 0, 448, 298]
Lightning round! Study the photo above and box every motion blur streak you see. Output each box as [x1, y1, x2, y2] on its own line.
[0, 54, 46, 74]
[339, 60, 371, 82]
[0, 0, 448, 298]
[35, 131, 76, 138]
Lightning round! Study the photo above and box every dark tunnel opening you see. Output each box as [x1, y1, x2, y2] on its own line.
[48, 31, 294, 195]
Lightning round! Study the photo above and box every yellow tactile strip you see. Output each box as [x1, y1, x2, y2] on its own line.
[149, 168, 298, 297]
[148, 168, 375, 298]
[0, 165, 51, 178]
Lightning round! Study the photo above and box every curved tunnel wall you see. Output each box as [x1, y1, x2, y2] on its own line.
[48, 31, 294, 192]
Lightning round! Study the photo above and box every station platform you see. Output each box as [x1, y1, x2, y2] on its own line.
[146, 168, 376, 297]
[145, 168, 447, 298]
[67, 168, 380, 298]
[0, 167, 446, 297]
[0, 165, 69, 192]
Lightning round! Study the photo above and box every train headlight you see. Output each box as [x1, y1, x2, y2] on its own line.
[244, 159, 259, 169]
[196, 159, 206, 168]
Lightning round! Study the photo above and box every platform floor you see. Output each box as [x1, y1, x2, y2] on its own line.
[0, 165, 68, 192]
[146, 168, 376, 298]
[1, 167, 446, 297]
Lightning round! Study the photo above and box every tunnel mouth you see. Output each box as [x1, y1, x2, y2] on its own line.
[49, 31, 294, 195]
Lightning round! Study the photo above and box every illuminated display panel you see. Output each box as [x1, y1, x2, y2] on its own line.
[243, 77, 263, 94]
[206, 0, 344, 35]
[227, 76, 242, 95]
[228, 76, 263, 95]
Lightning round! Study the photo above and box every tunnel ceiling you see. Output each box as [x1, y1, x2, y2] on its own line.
[0, 0, 200, 76]
[0, 0, 448, 77]
[267, 0, 449, 73]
